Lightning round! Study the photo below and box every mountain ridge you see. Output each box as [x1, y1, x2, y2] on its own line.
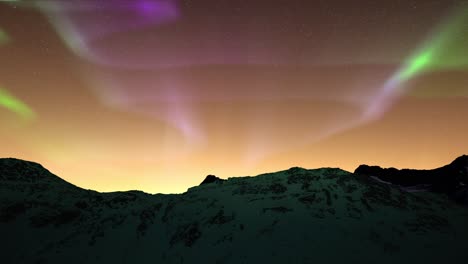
[1, 156, 468, 263]
[354, 155, 468, 205]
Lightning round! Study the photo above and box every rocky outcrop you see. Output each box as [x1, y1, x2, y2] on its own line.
[199, 174, 225, 185]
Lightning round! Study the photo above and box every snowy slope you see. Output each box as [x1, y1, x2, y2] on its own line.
[1, 158, 468, 264]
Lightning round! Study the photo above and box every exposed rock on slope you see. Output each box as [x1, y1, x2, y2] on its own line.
[1, 158, 468, 264]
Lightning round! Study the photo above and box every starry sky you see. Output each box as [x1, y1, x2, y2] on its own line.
[0, 0, 467, 193]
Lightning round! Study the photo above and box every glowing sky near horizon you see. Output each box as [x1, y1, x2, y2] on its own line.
[1, 0, 468, 194]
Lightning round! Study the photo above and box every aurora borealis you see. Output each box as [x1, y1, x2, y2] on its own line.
[364, 6, 468, 119]
[0, 88, 35, 120]
[0, 0, 467, 194]
[0, 28, 9, 45]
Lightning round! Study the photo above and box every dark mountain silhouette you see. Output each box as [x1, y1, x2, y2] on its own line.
[1, 157, 468, 263]
[199, 174, 226, 185]
[354, 155, 468, 205]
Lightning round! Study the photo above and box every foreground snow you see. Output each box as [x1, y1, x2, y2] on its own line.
[1, 159, 468, 263]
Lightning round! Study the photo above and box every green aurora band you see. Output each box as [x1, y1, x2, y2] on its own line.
[400, 4, 468, 81]
[364, 5, 468, 119]
[400, 51, 433, 82]
[0, 88, 35, 120]
[0, 28, 10, 45]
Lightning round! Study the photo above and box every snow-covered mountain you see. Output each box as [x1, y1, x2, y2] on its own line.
[1, 157, 468, 263]
[355, 155, 468, 204]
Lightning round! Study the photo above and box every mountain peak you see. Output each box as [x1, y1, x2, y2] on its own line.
[0, 158, 69, 186]
[199, 174, 225, 185]
[449, 155, 468, 172]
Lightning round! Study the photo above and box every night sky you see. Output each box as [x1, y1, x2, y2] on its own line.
[0, 0, 467, 193]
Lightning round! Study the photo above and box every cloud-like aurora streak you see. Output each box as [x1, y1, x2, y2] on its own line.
[31, 0, 201, 141]
[35, 0, 180, 64]
[364, 4, 468, 120]
[0, 88, 35, 120]
[8, 0, 467, 164]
